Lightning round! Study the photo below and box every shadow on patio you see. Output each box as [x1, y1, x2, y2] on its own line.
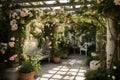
[35, 54, 88, 80]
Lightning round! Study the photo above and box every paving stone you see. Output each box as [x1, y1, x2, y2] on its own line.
[75, 76, 85, 80]
[52, 74, 63, 79]
[77, 72, 85, 77]
[63, 76, 75, 80]
[35, 54, 88, 80]
[60, 68, 69, 71]
[79, 69, 86, 73]
[56, 71, 66, 75]
[39, 77, 49, 80]
[42, 74, 53, 78]
[48, 70, 57, 74]
[52, 67, 60, 70]
[66, 71, 77, 76]
[69, 69, 78, 72]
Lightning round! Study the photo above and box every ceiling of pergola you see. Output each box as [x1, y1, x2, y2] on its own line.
[0, 0, 95, 14]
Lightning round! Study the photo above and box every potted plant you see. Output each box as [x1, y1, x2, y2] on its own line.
[53, 48, 61, 63]
[61, 49, 68, 59]
[58, 39, 69, 59]
[19, 51, 41, 80]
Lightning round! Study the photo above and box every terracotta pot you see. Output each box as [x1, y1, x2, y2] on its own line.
[61, 53, 68, 59]
[19, 71, 35, 80]
[53, 57, 60, 63]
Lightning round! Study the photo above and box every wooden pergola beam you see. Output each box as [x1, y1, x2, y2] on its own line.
[0, 0, 53, 4]
[18, 2, 93, 8]
[43, 8, 80, 12]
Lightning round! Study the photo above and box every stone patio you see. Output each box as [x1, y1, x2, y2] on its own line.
[35, 54, 88, 80]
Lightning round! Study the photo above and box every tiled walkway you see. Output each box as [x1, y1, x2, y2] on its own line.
[36, 54, 88, 80]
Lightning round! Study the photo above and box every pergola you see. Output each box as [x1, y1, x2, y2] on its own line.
[0, 0, 94, 13]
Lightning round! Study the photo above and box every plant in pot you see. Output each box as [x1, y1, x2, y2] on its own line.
[53, 47, 61, 63]
[19, 51, 41, 80]
[58, 39, 69, 59]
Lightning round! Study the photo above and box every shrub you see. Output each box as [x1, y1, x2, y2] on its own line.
[85, 68, 108, 80]
[108, 61, 120, 80]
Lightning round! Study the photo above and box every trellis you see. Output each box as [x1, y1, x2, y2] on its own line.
[0, 0, 94, 13]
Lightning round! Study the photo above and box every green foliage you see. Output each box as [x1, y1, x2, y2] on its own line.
[29, 50, 41, 73]
[108, 61, 120, 80]
[0, 3, 40, 68]
[30, 20, 43, 48]
[19, 50, 41, 73]
[53, 47, 61, 57]
[19, 61, 34, 73]
[58, 39, 68, 52]
[85, 68, 108, 80]
[94, 0, 120, 16]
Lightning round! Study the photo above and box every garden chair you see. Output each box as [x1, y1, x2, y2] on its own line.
[79, 42, 88, 56]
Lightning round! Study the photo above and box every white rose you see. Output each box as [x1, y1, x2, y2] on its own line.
[10, 37, 15, 41]
[10, 19, 17, 26]
[97, 0, 103, 4]
[114, 0, 120, 5]
[11, 24, 18, 31]
[48, 42, 52, 45]
[108, 75, 110, 77]
[113, 66, 117, 69]
[20, 19, 25, 24]
[12, 12, 18, 18]
[28, 12, 33, 17]
[112, 76, 116, 80]
[50, 33, 53, 36]
[8, 42, 15, 47]
[20, 11, 27, 17]
[16, 16, 20, 20]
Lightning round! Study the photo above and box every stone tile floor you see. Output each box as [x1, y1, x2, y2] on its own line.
[35, 54, 88, 80]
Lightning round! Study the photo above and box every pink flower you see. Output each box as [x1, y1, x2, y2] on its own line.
[0, 49, 5, 54]
[21, 53, 28, 60]
[114, 0, 120, 5]
[9, 54, 18, 61]
[11, 24, 18, 31]
[4, 60, 7, 62]
[8, 42, 15, 47]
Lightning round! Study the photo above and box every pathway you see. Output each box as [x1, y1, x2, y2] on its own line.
[35, 54, 88, 80]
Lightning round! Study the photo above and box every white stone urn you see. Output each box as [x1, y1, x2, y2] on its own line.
[90, 60, 100, 70]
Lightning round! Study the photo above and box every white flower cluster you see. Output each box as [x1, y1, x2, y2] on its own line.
[10, 9, 36, 31]
[108, 66, 117, 80]
[114, 0, 120, 5]
[108, 75, 116, 80]
[9, 9, 37, 48]
[97, 0, 103, 4]
[10, 19, 18, 31]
